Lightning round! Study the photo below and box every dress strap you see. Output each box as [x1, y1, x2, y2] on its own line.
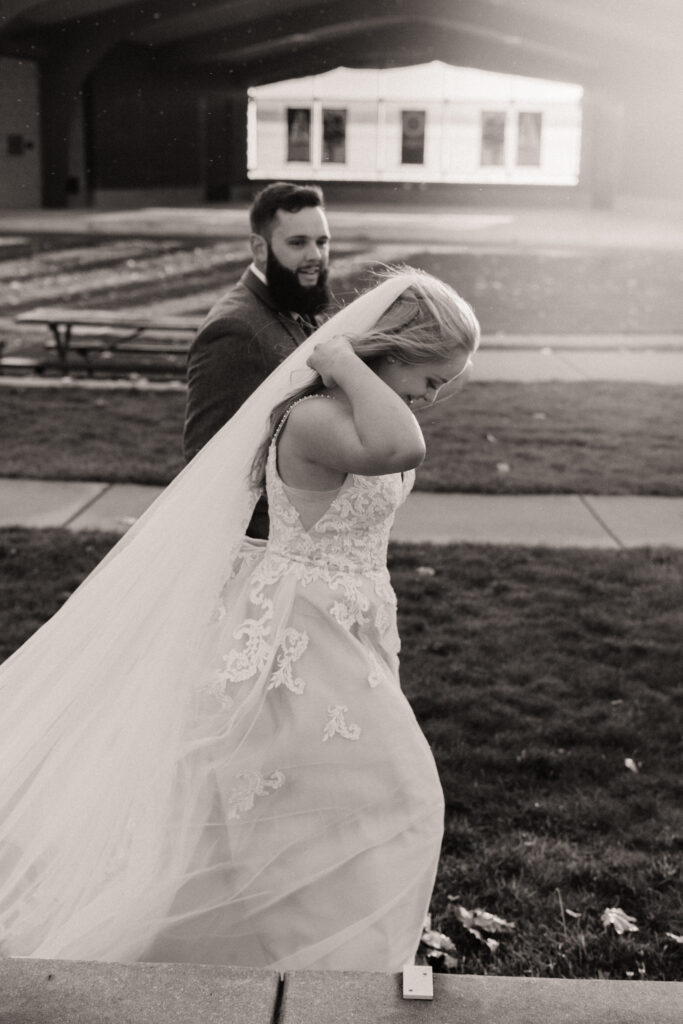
[271, 394, 334, 447]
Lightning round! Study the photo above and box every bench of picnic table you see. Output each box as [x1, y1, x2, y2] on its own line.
[15, 307, 200, 373]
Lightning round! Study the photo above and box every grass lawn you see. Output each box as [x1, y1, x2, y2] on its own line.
[1, 530, 681, 980]
[1, 381, 681, 495]
[3, 236, 683, 334]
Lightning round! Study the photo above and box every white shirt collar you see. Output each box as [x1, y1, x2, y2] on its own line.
[249, 262, 268, 286]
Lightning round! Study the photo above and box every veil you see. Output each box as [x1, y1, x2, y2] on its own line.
[0, 271, 419, 960]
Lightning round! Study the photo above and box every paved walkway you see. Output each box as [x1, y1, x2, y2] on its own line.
[1, 477, 681, 548]
[2, 330, 683, 384]
[1, 201, 683, 249]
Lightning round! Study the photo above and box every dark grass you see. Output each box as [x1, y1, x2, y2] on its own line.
[1, 530, 681, 979]
[1, 381, 681, 495]
[0, 386, 187, 485]
[416, 381, 683, 494]
[391, 543, 683, 980]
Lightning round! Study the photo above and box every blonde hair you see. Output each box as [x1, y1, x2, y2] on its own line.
[250, 266, 480, 489]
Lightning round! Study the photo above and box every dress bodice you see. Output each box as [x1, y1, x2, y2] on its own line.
[265, 400, 414, 576]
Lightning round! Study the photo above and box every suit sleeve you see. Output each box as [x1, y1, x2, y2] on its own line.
[183, 314, 270, 461]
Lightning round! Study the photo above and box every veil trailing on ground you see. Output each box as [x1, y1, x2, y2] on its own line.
[0, 272, 419, 961]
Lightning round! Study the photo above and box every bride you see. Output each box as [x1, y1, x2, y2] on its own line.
[0, 268, 479, 972]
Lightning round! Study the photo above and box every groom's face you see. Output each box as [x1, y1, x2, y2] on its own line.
[252, 205, 331, 315]
[267, 206, 331, 288]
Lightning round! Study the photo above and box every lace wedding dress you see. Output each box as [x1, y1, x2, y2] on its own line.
[0, 273, 444, 973]
[141, 398, 445, 971]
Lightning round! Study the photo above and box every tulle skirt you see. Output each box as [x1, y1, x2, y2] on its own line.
[0, 542, 444, 972]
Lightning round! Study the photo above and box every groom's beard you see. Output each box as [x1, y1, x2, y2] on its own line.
[266, 246, 331, 317]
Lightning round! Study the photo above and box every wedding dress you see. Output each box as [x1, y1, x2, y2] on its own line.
[0, 273, 444, 972]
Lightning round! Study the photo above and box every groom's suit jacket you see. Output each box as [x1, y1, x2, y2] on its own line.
[183, 267, 321, 538]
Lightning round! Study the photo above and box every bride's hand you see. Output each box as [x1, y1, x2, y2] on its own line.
[306, 336, 358, 388]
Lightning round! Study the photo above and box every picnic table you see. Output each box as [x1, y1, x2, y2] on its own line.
[14, 307, 201, 374]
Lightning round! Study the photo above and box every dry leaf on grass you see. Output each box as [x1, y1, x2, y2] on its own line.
[445, 902, 515, 953]
[601, 907, 639, 934]
[448, 903, 516, 934]
[419, 916, 459, 970]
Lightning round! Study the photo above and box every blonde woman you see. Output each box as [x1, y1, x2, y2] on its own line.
[0, 269, 479, 974]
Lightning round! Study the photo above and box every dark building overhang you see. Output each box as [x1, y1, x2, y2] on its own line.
[2, 0, 680, 88]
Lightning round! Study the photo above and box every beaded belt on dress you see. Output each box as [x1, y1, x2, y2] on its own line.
[265, 546, 386, 574]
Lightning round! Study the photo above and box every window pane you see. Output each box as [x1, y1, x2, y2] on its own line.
[401, 110, 425, 164]
[322, 108, 346, 163]
[287, 108, 311, 162]
[517, 111, 542, 165]
[481, 112, 506, 166]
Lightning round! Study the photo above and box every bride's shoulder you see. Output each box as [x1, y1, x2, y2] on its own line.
[285, 393, 350, 430]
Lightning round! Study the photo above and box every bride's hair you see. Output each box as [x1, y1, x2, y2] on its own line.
[250, 266, 480, 489]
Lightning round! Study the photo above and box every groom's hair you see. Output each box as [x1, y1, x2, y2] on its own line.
[249, 182, 325, 239]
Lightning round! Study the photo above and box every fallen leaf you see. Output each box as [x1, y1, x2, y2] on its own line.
[496, 462, 510, 474]
[420, 917, 457, 955]
[665, 932, 683, 944]
[601, 907, 639, 935]
[416, 566, 436, 577]
[448, 902, 515, 949]
[485, 433, 498, 443]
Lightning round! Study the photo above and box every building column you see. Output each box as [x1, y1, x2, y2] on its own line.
[616, 69, 683, 211]
[38, 30, 112, 208]
[580, 88, 625, 209]
[202, 90, 248, 201]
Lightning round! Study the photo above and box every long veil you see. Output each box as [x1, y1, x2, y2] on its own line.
[0, 272, 418, 961]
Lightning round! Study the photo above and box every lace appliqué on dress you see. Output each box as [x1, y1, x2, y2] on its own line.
[227, 768, 286, 820]
[323, 704, 361, 742]
[267, 627, 309, 694]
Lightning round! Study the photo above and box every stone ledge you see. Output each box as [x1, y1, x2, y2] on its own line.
[0, 958, 280, 1024]
[1, 959, 681, 1024]
[280, 970, 683, 1023]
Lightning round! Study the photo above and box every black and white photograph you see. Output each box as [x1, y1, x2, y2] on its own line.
[0, 2, 682, 1021]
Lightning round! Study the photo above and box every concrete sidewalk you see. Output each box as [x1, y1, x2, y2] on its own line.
[1, 477, 681, 548]
[2, 336, 683, 384]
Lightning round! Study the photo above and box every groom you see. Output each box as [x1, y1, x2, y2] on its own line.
[183, 181, 333, 538]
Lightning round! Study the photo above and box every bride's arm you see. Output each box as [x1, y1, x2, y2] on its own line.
[283, 337, 426, 477]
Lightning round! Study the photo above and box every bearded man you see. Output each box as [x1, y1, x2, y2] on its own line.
[183, 182, 332, 538]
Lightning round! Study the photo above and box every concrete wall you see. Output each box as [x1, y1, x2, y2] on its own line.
[0, 57, 41, 207]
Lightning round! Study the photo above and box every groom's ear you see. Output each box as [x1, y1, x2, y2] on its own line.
[250, 233, 268, 269]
